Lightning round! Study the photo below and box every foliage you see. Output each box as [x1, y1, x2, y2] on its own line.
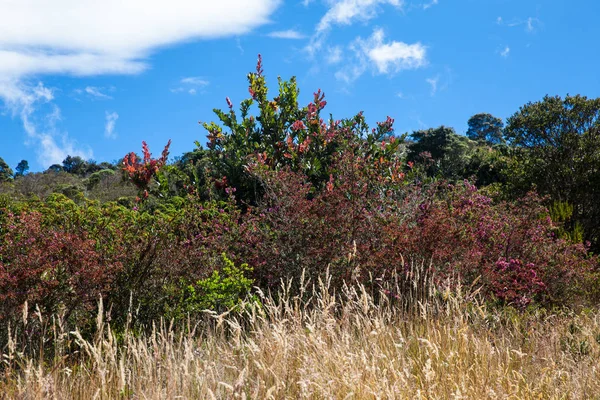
[46, 164, 63, 173]
[407, 125, 511, 187]
[1, 58, 599, 346]
[14, 160, 29, 178]
[122, 140, 172, 198]
[466, 113, 505, 144]
[85, 169, 115, 190]
[239, 148, 414, 291]
[0, 157, 13, 182]
[504, 94, 600, 250]
[408, 126, 475, 180]
[549, 201, 585, 243]
[61, 156, 87, 176]
[0, 205, 123, 328]
[408, 184, 593, 306]
[102, 196, 247, 327]
[165, 254, 254, 320]
[240, 154, 594, 306]
[200, 54, 403, 205]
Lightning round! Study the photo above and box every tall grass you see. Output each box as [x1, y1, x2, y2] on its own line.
[1, 265, 600, 399]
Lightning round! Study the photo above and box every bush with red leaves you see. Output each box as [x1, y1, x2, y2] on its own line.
[239, 152, 595, 307]
[402, 183, 594, 306]
[122, 140, 171, 198]
[0, 211, 122, 323]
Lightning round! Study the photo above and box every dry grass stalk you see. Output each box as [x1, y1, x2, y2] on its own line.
[1, 263, 600, 399]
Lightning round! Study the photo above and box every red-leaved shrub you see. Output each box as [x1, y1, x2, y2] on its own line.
[0, 211, 122, 323]
[239, 152, 595, 306]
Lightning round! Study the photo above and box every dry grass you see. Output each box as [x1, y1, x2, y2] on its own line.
[2, 270, 600, 399]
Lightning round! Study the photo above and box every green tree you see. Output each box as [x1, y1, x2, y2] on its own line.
[200, 55, 404, 206]
[409, 126, 455, 162]
[14, 159, 29, 177]
[46, 164, 63, 173]
[504, 94, 600, 248]
[466, 113, 505, 144]
[0, 157, 14, 182]
[408, 126, 510, 186]
[62, 155, 87, 176]
[200, 55, 307, 205]
[408, 126, 476, 179]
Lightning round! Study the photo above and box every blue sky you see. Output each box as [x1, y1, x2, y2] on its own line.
[1, 0, 599, 171]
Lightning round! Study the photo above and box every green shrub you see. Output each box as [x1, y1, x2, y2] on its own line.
[165, 254, 254, 321]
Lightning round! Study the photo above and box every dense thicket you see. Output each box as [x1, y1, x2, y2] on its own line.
[1, 57, 599, 341]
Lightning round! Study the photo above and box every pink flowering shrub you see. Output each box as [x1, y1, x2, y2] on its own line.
[238, 155, 594, 306]
[403, 184, 593, 305]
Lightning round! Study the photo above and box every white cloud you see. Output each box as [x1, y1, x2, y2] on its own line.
[497, 16, 541, 33]
[317, 0, 403, 33]
[326, 46, 343, 64]
[335, 28, 426, 82]
[104, 111, 119, 139]
[500, 46, 510, 58]
[0, 78, 92, 166]
[422, 0, 438, 10]
[180, 77, 210, 86]
[0, 1, 278, 167]
[0, 50, 146, 78]
[85, 86, 112, 99]
[334, 65, 366, 83]
[0, 0, 281, 79]
[426, 76, 439, 96]
[268, 29, 306, 39]
[525, 17, 540, 32]
[307, 0, 404, 55]
[171, 77, 209, 95]
[363, 29, 426, 74]
[235, 38, 245, 55]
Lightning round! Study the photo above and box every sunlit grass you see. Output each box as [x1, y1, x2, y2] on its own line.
[2, 267, 600, 399]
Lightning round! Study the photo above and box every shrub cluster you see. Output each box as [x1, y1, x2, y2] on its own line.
[0, 57, 598, 343]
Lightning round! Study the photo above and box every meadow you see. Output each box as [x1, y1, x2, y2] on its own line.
[2, 270, 600, 399]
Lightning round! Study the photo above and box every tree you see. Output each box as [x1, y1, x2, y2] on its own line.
[408, 126, 476, 179]
[504, 94, 600, 249]
[46, 164, 63, 173]
[98, 161, 116, 171]
[466, 113, 505, 144]
[62, 155, 87, 176]
[14, 160, 29, 177]
[408, 126, 455, 162]
[0, 157, 14, 182]
[200, 54, 404, 206]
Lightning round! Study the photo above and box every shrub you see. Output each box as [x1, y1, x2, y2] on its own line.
[0, 211, 122, 327]
[122, 140, 171, 198]
[200, 54, 404, 206]
[405, 184, 595, 306]
[164, 254, 254, 321]
[239, 157, 596, 307]
[106, 197, 247, 327]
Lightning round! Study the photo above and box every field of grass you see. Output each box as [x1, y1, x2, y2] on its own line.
[2, 270, 600, 399]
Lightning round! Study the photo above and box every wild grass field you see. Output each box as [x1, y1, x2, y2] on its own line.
[2, 268, 599, 399]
